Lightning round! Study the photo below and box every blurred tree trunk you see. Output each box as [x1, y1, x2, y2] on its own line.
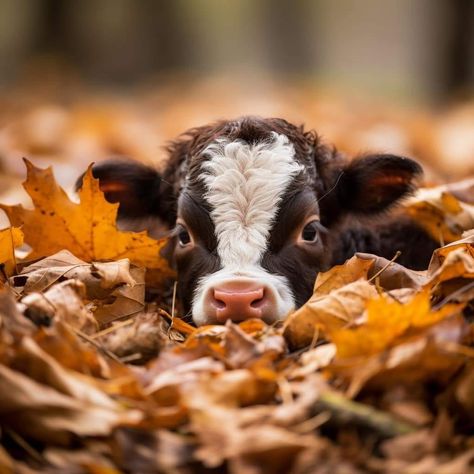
[0, 0, 41, 85]
[445, 0, 474, 96]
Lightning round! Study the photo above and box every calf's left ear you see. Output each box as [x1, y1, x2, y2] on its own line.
[75, 159, 164, 219]
[335, 154, 422, 215]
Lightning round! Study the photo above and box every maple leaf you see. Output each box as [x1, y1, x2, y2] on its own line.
[0, 227, 23, 276]
[0, 160, 174, 285]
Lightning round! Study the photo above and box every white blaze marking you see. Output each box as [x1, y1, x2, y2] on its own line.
[201, 133, 303, 268]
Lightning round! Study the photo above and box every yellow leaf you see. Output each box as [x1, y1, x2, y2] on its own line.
[0, 160, 174, 285]
[0, 227, 23, 276]
[329, 291, 460, 359]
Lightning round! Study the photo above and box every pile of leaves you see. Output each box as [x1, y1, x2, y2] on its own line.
[0, 161, 474, 473]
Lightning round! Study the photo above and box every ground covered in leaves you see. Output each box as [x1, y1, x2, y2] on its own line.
[0, 85, 474, 473]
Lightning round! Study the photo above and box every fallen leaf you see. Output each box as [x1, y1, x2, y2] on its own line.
[404, 186, 474, 245]
[0, 227, 23, 276]
[427, 235, 474, 284]
[312, 255, 374, 294]
[99, 311, 173, 363]
[12, 250, 136, 297]
[19, 279, 98, 333]
[284, 279, 378, 349]
[0, 160, 174, 286]
[356, 252, 427, 290]
[331, 316, 468, 397]
[91, 266, 145, 325]
[329, 290, 461, 359]
[0, 363, 141, 445]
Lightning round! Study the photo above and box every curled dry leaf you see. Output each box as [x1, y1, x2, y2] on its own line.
[13, 250, 146, 327]
[356, 252, 427, 290]
[0, 160, 174, 286]
[284, 279, 378, 349]
[91, 266, 145, 325]
[427, 234, 474, 283]
[12, 249, 136, 297]
[404, 184, 474, 245]
[99, 311, 174, 363]
[0, 226, 23, 277]
[19, 279, 98, 333]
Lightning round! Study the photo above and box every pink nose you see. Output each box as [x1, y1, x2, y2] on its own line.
[210, 282, 269, 322]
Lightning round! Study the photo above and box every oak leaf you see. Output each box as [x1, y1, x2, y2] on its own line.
[0, 160, 174, 285]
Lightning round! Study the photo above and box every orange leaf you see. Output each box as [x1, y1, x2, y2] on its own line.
[0, 227, 23, 276]
[329, 290, 461, 359]
[0, 160, 174, 285]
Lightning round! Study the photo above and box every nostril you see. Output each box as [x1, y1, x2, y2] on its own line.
[250, 297, 264, 308]
[250, 289, 266, 308]
[250, 288, 265, 309]
[211, 291, 227, 309]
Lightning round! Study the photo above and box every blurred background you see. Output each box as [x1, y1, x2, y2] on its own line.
[0, 0, 473, 207]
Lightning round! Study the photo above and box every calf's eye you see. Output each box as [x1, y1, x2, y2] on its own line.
[301, 221, 320, 243]
[177, 227, 192, 246]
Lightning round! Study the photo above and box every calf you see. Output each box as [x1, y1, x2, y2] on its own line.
[83, 116, 438, 325]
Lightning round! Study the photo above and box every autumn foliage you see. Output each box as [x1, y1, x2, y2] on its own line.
[0, 108, 474, 472]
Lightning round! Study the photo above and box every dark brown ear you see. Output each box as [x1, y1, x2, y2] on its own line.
[337, 154, 422, 213]
[75, 159, 163, 219]
[320, 154, 422, 224]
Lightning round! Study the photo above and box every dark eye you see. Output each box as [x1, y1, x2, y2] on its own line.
[301, 221, 320, 243]
[177, 226, 191, 246]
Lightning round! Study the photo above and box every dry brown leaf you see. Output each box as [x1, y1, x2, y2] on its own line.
[99, 311, 173, 363]
[12, 250, 146, 326]
[0, 287, 35, 333]
[404, 186, 474, 245]
[91, 266, 145, 325]
[0, 227, 23, 276]
[288, 344, 337, 379]
[427, 234, 474, 283]
[0, 363, 141, 445]
[12, 250, 136, 297]
[0, 160, 174, 286]
[284, 279, 378, 349]
[181, 372, 319, 470]
[19, 279, 98, 333]
[455, 363, 474, 418]
[10, 336, 117, 409]
[356, 252, 427, 290]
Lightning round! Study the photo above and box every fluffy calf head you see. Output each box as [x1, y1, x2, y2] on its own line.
[86, 116, 422, 325]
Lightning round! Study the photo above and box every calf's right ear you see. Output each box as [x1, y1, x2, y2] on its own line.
[75, 159, 164, 219]
[319, 153, 423, 226]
